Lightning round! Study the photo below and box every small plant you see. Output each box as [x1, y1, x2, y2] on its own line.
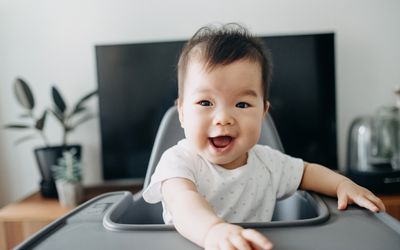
[53, 149, 83, 206]
[4, 77, 97, 146]
[52, 149, 82, 183]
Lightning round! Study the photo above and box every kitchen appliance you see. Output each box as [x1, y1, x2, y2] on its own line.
[347, 88, 400, 193]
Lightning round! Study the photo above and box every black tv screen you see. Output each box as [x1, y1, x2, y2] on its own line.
[96, 33, 336, 180]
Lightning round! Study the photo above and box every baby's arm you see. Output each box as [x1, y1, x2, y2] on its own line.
[162, 178, 273, 250]
[299, 162, 385, 212]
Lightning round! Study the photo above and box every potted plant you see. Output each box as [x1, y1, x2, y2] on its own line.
[4, 77, 97, 197]
[52, 148, 83, 207]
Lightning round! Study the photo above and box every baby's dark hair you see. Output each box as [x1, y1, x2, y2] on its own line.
[177, 23, 272, 102]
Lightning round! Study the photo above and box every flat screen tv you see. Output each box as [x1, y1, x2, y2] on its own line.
[96, 33, 336, 181]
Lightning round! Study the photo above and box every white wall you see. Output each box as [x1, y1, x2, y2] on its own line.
[0, 0, 399, 207]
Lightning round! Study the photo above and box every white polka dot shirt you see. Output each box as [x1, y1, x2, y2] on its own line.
[143, 139, 304, 224]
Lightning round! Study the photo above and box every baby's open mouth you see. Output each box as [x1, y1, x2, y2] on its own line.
[210, 136, 233, 148]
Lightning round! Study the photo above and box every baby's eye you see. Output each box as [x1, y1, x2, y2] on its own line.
[198, 100, 212, 106]
[236, 102, 250, 109]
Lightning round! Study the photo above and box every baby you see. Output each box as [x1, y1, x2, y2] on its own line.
[143, 24, 385, 250]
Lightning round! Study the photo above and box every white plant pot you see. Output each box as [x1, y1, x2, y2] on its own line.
[55, 180, 83, 207]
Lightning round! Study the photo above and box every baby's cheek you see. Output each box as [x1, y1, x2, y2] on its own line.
[185, 123, 208, 147]
[244, 120, 262, 139]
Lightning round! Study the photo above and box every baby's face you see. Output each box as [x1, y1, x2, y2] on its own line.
[178, 59, 268, 169]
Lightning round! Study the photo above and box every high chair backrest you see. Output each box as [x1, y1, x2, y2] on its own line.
[143, 106, 284, 189]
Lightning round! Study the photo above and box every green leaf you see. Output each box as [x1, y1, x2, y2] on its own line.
[74, 90, 98, 110]
[13, 78, 35, 110]
[14, 134, 37, 145]
[69, 90, 97, 119]
[4, 124, 31, 129]
[68, 106, 86, 119]
[49, 109, 64, 123]
[51, 86, 67, 114]
[35, 110, 47, 130]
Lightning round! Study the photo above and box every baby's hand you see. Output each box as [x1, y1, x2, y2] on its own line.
[204, 222, 273, 250]
[336, 180, 386, 212]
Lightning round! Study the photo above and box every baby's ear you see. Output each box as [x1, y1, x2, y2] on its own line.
[177, 100, 184, 128]
[263, 101, 270, 116]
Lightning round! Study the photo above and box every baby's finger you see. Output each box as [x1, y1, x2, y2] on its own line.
[337, 194, 348, 210]
[229, 234, 251, 250]
[248, 241, 266, 250]
[366, 194, 386, 212]
[353, 196, 379, 212]
[242, 229, 273, 250]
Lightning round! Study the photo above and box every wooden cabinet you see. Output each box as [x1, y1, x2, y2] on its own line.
[0, 184, 141, 250]
[0, 192, 71, 250]
[378, 194, 400, 220]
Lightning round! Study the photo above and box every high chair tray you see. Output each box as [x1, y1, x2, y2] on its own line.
[16, 191, 400, 249]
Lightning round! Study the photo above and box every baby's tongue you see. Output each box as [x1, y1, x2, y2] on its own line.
[211, 136, 232, 148]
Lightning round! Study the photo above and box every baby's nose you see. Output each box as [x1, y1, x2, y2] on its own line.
[213, 109, 235, 126]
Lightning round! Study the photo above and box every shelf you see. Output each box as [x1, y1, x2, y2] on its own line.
[0, 183, 142, 250]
